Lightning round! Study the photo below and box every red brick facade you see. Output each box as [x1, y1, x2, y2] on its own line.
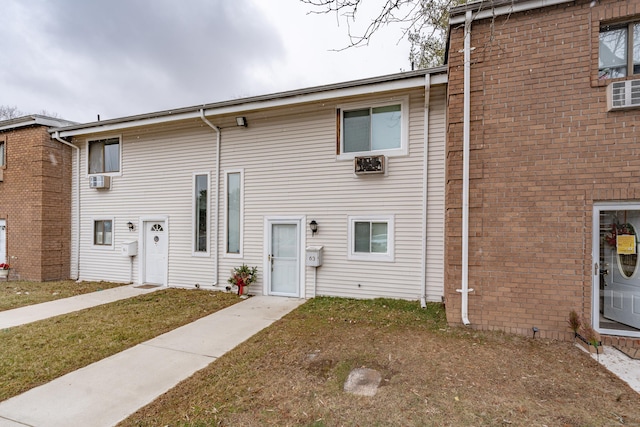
[446, 0, 640, 346]
[0, 122, 72, 281]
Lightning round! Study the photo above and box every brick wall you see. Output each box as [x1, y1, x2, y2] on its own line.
[0, 125, 71, 281]
[446, 0, 640, 343]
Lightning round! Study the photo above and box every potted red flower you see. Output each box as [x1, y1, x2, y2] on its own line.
[227, 264, 258, 296]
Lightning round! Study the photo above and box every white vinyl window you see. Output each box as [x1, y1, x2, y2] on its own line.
[338, 98, 408, 160]
[347, 215, 395, 262]
[599, 22, 640, 79]
[225, 169, 243, 257]
[88, 136, 120, 174]
[0, 140, 5, 167]
[194, 173, 209, 255]
[93, 219, 113, 247]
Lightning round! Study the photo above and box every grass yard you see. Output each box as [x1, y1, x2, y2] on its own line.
[0, 280, 127, 311]
[0, 289, 240, 401]
[120, 297, 640, 427]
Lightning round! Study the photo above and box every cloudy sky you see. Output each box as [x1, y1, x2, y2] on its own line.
[0, 0, 412, 123]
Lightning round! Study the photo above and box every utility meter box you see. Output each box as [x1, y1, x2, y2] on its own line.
[121, 241, 138, 257]
[305, 246, 323, 267]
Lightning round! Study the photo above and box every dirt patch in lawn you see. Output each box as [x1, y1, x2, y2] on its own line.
[0, 289, 240, 401]
[0, 280, 127, 311]
[120, 297, 640, 426]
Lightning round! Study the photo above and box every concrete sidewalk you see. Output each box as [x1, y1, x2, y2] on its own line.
[0, 284, 163, 329]
[0, 294, 305, 427]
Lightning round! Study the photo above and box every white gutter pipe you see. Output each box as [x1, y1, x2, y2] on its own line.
[421, 73, 431, 308]
[52, 131, 81, 281]
[456, 10, 473, 325]
[199, 110, 221, 287]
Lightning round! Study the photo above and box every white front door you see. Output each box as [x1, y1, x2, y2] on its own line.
[266, 219, 302, 297]
[144, 221, 167, 285]
[602, 210, 640, 329]
[0, 220, 6, 264]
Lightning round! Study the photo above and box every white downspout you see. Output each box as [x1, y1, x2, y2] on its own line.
[199, 110, 221, 286]
[456, 10, 473, 325]
[421, 73, 431, 308]
[52, 131, 81, 281]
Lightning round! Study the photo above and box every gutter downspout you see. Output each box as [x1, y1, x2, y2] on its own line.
[456, 10, 473, 325]
[421, 73, 431, 308]
[199, 110, 221, 286]
[52, 131, 80, 281]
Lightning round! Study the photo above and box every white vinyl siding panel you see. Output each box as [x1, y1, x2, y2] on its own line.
[218, 86, 446, 301]
[75, 120, 217, 286]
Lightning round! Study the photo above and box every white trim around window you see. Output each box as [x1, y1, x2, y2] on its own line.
[86, 134, 122, 177]
[337, 97, 409, 161]
[91, 217, 115, 250]
[347, 215, 395, 262]
[224, 169, 244, 258]
[192, 172, 210, 257]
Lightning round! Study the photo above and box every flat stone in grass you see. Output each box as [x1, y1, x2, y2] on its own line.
[344, 368, 382, 396]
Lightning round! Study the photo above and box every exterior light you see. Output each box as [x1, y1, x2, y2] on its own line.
[309, 220, 318, 235]
[236, 116, 247, 127]
[127, 222, 135, 231]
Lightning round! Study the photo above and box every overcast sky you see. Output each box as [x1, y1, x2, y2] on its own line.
[0, 0, 412, 123]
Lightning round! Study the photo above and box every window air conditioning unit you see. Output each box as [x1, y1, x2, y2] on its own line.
[354, 155, 385, 175]
[607, 79, 640, 111]
[89, 175, 111, 189]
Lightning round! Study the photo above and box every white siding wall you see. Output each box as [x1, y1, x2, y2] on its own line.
[76, 120, 219, 286]
[72, 84, 446, 301]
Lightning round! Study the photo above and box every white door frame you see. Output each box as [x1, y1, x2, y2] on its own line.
[263, 215, 306, 297]
[138, 216, 169, 286]
[0, 219, 6, 265]
[593, 202, 640, 338]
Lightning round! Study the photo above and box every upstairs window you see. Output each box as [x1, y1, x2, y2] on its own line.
[338, 98, 408, 159]
[88, 137, 120, 174]
[0, 140, 5, 167]
[599, 22, 640, 79]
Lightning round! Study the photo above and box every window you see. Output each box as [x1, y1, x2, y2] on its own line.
[194, 174, 208, 253]
[93, 220, 113, 246]
[338, 98, 408, 159]
[599, 22, 640, 79]
[0, 140, 5, 167]
[88, 137, 120, 174]
[225, 170, 243, 257]
[347, 215, 395, 262]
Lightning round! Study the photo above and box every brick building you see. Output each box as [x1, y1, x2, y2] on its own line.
[0, 116, 74, 281]
[445, 0, 640, 348]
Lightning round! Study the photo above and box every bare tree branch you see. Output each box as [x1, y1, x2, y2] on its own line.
[301, 0, 465, 67]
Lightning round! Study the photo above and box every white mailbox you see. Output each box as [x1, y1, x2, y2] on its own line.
[305, 246, 323, 267]
[121, 241, 138, 257]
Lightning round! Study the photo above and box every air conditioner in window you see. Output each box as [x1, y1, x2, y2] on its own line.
[354, 155, 385, 175]
[89, 175, 111, 189]
[607, 79, 640, 111]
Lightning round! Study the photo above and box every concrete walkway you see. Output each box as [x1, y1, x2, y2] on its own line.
[0, 285, 163, 329]
[0, 293, 305, 427]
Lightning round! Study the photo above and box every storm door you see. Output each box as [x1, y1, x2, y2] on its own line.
[266, 218, 302, 297]
[595, 204, 640, 337]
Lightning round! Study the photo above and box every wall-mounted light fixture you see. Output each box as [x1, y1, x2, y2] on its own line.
[236, 116, 247, 127]
[309, 220, 318, 235]
[127, 221, 135, 232]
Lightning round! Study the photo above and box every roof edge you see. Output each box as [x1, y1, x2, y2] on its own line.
[52, 67, 447, 137]
[0, 115, 76, 133]
[450, 0, 575, 24]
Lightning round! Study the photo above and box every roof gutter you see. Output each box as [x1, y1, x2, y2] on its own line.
[52, 131, 81, 281]
[52, 70, 447, 139]
[199, 110, 221, 287]
[449, 0, 574, 25]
